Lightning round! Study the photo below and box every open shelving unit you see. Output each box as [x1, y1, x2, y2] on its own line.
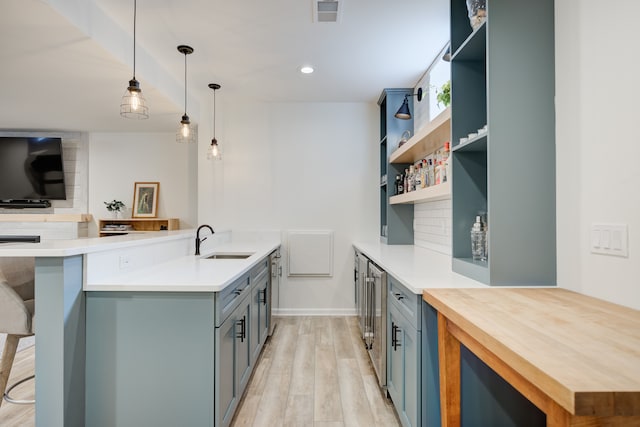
[98, 218, 179, 237]
[450, 0, 556, 285]
[390, 181, 451, 205]
[390, 107, 451, 164]
[388, 106, 452, 205]
[378, 89, 414, 244]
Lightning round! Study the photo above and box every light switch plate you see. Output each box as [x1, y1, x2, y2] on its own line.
[591, 224, 628, 257]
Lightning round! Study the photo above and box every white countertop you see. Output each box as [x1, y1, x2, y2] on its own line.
[84, 238, 281, 292]
[0, 229, 193, 257]
[353, 241, 486, 294]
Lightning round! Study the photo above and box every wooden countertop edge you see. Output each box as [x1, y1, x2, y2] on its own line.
[422, 288, 640, 417]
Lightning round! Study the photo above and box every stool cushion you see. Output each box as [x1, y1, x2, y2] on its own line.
[0, 280, 33, 335]
[0, 257, 35, 302]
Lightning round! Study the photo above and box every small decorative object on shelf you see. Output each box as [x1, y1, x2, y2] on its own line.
[436, 80, 451, 108]
[466, 0, 486, 30]
[398, 130, 411, 149]
[471, 214, 488, 261]
[104, 200, 125, 218]
[132, 182, 159, 218]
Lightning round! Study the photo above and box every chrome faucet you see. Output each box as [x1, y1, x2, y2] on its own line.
[195, 224, 214, 256]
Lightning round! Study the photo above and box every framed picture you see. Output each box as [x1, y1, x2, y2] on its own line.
[132, 182, 159, 218]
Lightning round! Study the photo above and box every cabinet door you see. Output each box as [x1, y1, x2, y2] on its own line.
[387, 307, 404, 409]
[250, 274, 269, 364]
[258, 278, 269, 345]
[236, 299, 252, 394]
[388, 305, 421, 427]
[216, 312, 238, 427]
[250, 283, 262, 364]
[403, 321, 421, 427]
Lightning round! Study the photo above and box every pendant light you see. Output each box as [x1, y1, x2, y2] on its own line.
[176, 45, 197, 143]
[207, 83, 222, 161]
[120, 0, 149, 119]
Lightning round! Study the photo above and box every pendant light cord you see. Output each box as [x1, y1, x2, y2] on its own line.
[184, 52, 188, 115]
[133, 0, 137, 79]
[213, 89, 216, 137]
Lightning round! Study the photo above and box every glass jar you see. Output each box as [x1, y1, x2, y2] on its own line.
[466, 0, 487, 30]
[470, 215, 488, 261]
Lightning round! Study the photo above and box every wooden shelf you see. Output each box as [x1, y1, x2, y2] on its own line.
[389, 107, 451, 164]
[0, 213, 92, 223]
[99, 218, 179, 236]
[389, 182, 451, 205]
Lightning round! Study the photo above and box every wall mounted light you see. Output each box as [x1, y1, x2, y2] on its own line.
[394, 88, 423, 120]
[176, 45, 197, 143]
[120, 0, 149, 119]
[207, 83, 222, 161]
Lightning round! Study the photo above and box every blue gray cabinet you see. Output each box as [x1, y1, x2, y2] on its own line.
[378, 89, 415, 244]
[450, 0, 556, 285]
[86, 254, 274, 427]
[387, 275, 421, 427]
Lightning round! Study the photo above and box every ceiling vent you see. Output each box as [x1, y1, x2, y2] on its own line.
[313, 0, 341, 23]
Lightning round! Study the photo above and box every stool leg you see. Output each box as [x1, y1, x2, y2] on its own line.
[0, 334, 20, 408]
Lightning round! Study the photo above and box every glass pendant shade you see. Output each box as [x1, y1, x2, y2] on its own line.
[120, 0, 148, 120]
[394, 95, 411, 120]
[176, 114, 197, 143]
[120, 78, 149, 119]
[176, 45, 196, 143]
[207, 138, 222, 160]
[207, 83, 222, 160]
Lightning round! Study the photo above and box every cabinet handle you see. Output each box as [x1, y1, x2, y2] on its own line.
[260, 288, 267, 305]
[391, 321, 396, 349]
[395, 293, 404, 301]
[391, 322, 401, 351]
[236, 316, 246, 342]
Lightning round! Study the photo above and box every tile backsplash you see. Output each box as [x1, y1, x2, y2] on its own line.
[414, 198, 451, 255]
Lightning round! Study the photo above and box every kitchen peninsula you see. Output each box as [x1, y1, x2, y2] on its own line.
[0, 230, 280, 427]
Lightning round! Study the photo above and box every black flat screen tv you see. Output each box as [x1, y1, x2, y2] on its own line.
[0, 136, 67, 203]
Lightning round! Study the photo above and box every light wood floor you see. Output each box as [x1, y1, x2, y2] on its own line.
[0, 343, 35, 427]
[0, 316, 400, 427]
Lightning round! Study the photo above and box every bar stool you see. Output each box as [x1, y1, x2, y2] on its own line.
[0, 257, 35, 406]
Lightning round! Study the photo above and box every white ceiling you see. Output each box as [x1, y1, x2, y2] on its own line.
[0, 0, 449, 133]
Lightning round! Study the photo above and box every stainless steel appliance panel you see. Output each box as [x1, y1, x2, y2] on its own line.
[367, 262, 387, 388]
[268, 249, 281, 336]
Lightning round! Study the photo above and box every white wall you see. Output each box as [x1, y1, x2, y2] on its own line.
[88, 132, 198, 235]
[199, 100, 379, 313]
[556, 0, 640, 309]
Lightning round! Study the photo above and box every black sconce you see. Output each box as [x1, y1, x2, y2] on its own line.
[394, 88, 423, 120]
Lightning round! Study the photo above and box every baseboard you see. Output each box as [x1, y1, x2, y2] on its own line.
[274, 307, 357, 317]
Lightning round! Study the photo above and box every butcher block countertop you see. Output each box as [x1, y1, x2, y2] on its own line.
[423, 288, 640, 426]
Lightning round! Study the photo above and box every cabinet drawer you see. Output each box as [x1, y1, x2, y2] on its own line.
[388, 275, 421, 331]
[215, 273, 251, 327]
[251, 257, 269, 282]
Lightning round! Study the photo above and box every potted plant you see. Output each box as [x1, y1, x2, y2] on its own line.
[104, 200, 125, 218]
[436, 80, 451, 108]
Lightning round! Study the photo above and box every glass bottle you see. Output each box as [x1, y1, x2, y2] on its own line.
[471, 215, 488, 261]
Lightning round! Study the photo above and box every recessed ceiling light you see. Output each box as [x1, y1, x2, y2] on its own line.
[300, 66, 315, 74]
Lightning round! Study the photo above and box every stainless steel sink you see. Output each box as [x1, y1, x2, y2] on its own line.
[204, 253, 253, 260]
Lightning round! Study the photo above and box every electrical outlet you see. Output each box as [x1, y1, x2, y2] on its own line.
[591, 224, 628, 257]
